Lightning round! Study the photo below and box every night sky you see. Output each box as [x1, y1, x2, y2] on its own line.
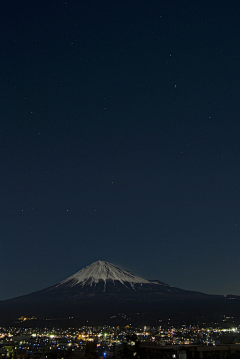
[1, 0, 240, 300]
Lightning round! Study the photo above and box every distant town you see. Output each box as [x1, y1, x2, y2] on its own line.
[1, 318, 240, 359]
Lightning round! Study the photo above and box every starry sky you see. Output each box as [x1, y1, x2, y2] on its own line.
[1, 0, 240, 300]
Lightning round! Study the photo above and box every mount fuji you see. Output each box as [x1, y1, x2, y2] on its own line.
[57, 260, 157, 288]
[54, 260, 169, 293]
[1, 260, 239, 326]
[7, 260, 210, 300]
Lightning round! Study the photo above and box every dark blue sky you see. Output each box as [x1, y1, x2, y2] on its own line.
[1, 0, 240, 300]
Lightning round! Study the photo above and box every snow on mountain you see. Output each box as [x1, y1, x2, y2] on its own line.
[58, 260, 154, 289]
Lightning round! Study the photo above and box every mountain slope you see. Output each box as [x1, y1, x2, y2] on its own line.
[4, 260, 217, 301]
[13, 260, 208, 300]
[57, 260, 159, 288]
[1, 260, 239, 327]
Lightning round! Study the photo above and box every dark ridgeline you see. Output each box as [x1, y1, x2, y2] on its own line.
[0, 261, 239, 327]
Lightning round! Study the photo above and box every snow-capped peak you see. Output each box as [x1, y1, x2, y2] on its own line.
[59, 260, 152, 288]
